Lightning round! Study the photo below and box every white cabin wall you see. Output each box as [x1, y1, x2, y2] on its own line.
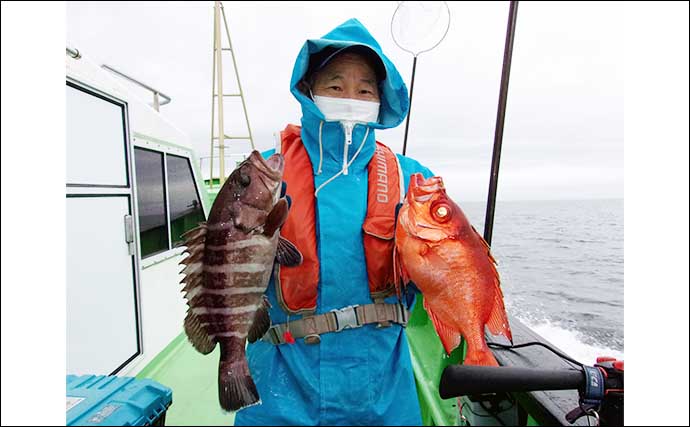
[67, 52, 203, 376]
[121, 257, 188, 375]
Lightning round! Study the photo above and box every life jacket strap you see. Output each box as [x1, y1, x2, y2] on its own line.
[261, 302, 409, 345]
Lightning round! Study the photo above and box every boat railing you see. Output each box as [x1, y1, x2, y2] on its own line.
[199, 153, 248, 181]
[65, 46, 171, 111]
[100, 64, 172, 111]
[66, 46, 81, 59]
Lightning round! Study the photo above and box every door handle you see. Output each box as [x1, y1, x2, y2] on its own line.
[124, 214, 135, 256]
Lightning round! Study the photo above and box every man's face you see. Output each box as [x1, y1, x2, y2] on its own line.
[311, 52, 380, 102]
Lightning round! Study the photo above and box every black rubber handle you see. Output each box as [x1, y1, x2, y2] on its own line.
[439, 365, 584, 399]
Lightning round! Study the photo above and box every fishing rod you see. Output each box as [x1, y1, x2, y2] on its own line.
[439, 357, 624, 426]
[483, 0, 519, 246]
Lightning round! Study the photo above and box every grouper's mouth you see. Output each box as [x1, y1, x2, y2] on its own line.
[248, 151, 284, 180]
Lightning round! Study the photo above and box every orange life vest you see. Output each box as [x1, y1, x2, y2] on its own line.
[275, 124, 403, 315]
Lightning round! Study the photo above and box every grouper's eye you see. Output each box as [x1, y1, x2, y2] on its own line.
[239, 166, 251, 187]
[431, 202, 452, 223]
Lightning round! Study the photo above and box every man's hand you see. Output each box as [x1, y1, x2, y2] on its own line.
[280, 181, 292, 209]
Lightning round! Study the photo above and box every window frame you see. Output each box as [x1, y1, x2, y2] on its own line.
[133, 146, 169, 259]
[66, 80, 131, 188]
[166, 153, 206, 249]
[132, 136, 207, 268]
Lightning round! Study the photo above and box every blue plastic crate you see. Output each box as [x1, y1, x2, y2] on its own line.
[66, 375, 172, 426]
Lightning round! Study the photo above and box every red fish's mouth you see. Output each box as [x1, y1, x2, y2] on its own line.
[408, 173, 445, 203]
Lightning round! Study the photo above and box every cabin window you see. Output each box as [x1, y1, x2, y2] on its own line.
[134, 148, 169, 257]
[167, 154, 205, 247]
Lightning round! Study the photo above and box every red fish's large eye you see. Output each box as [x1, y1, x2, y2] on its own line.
[431, 203, 452, 223]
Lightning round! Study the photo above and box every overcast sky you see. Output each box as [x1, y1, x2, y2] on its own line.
[66, 1, 624, 202]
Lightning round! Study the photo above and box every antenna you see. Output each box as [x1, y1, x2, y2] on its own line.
[209, 1, 255, 188]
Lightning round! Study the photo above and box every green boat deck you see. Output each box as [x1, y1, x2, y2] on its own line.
[135, 333, 236, 425]
[135, 296, 465, 426]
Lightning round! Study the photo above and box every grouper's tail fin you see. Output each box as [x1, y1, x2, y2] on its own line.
[218, 357, 260, 412]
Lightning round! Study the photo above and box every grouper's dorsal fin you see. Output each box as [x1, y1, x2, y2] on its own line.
[180, 222, 207, 293]
[179, 222, 216, 354]
[184, 311, 216, 354]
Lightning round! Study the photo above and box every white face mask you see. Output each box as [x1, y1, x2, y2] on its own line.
[312, 94, 380, 124]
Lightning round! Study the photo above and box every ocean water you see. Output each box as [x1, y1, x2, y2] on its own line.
[456, 199, 624, 365]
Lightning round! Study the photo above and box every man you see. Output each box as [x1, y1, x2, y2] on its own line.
[235, 18, 433, 426]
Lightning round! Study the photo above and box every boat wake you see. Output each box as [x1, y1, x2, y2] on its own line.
[516, 317, 624, 366]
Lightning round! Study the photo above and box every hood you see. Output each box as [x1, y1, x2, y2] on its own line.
[290, 18, 409, 130]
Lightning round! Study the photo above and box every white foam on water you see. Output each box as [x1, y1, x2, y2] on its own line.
[518, 318, 624, 366]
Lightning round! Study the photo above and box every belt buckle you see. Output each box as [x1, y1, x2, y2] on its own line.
[304, 334, 321, 345]
[331, 305, 360, 332]
[303, 316, 320, 345]
[261, 325, 282, 345]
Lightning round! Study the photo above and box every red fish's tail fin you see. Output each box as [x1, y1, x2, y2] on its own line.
[463, 347, 500, 367]
[218, 353, 260, 411]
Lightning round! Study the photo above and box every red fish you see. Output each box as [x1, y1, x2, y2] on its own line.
[395, 174, 512, 366]
[179, 151, 301, 411]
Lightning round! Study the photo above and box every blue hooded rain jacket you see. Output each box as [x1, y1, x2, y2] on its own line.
[234, 18, 433, 426]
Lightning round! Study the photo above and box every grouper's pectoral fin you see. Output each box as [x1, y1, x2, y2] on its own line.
[263, 197, 303, 267]
[263, 197, 289, 238]
[179, 222, 216, 354]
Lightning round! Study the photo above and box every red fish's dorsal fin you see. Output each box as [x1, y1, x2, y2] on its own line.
[470, 225, 513, 344]
[485, 276, 513, 344]
[423, 298, 462, 355]
[471, 225, 497, 264]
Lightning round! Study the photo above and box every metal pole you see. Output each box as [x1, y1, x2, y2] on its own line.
[402, 55, 418, 156]
[66, 47, 81, 59]
[483, 0, 519, 246]
[215, 1, 226, 183]
[220, 3, 255, 151]
[101, 64, 172, 106]
[209, 6, 218, 189]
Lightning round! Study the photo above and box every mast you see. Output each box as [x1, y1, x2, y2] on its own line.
[209, 1, 255, 188]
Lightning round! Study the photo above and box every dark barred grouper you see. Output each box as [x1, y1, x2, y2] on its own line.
[179, 150, 302, 411]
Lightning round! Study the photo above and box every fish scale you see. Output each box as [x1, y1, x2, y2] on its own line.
[395, 173, 512, 367]
[178, 150, 302, 412]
